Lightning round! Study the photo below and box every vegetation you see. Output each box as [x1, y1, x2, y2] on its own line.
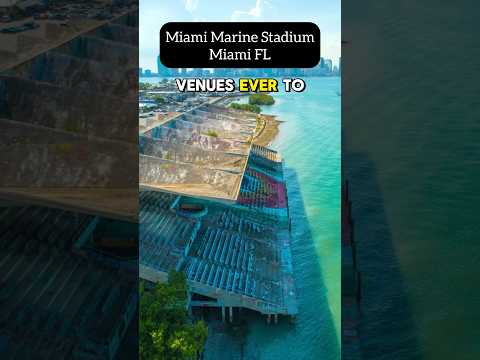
[248, 93, 275, 105]
[164, 151, 174, 161]
[204, 130, 218, 137]
[140, 272, 208, 360]
[229, 102, 261, 114]
[139, 82, 154, 90]
[152, 95, 165, 104]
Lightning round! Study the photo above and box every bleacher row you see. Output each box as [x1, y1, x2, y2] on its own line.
[249, 155, 283, 176]
[139, 191, 177, 212]
[247, 157, 283, 180]
[185, 221, 282, 301]
[140, 189, 286, 307]
[0, 207, 89, 253]
[241, 173, 264, 193]
[193, 227, 255, 272]
[186, 258, 257, 297]
[140, 192, 197, 267]
[238, 169, 288, 212]
[0, 207, 136, 360]
[216, 209, 276, 240]
[185, 258, 281, 305]
[251, 144, 280, 162]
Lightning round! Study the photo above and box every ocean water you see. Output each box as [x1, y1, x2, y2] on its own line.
[240, 77, 341, 360]
[342, 2, 480, 359]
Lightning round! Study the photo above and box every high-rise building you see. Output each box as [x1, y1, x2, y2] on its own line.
[324, 59, 333, 73]
[319, 57, 325, 69]
[157, 54, 174, 77]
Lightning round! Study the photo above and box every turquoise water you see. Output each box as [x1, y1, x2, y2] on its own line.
[241, 77, 341, 360]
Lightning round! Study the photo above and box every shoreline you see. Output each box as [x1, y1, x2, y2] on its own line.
[253, 113, 282, 147]
[226, 95, 281, 147]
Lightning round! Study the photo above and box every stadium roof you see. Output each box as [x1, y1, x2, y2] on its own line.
[139, 104, 258, 202]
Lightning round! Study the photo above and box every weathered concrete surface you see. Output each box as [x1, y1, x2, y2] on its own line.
[9, 52, 137, 99]
[140, 136, 246, 172]
[0, 76, 137, 143]
[0, 2, 137, 73]
[0, 119, 137, 188]
[89, 23, 139, 46]
[0, 9, 139, 220]
[140, 155, 242, 201]
[54, 35, 137, 68]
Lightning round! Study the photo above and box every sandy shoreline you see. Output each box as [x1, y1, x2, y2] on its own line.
[253, 113, 282, 147]
[224, 95, 282, 147]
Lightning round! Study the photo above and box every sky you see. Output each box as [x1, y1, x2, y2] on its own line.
[139, 0, 341, 71]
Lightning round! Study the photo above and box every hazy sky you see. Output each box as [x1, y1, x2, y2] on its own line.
[139, 0, 341, 71]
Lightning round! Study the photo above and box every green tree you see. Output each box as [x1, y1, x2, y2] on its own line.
[152, 95, 165, 104]
[204, 130, 218, 137]
[229, 102, 261, 114]
[248, 93, 275, 105]
[140, 271, 208, 360]
[139, 82, 153, 90]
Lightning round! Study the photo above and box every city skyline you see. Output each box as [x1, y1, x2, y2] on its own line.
[139, 54, 341, 78]
[140, 0, 341, 71]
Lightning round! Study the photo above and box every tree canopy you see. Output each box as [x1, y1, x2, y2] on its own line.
[248, 93, 275, 105]
[152, 95, 165, 104]
[140, 271, 208, 359]
[139, 82, 154, 90]
[229, 102, 261, 114]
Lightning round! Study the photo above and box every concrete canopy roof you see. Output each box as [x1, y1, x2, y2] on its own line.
[139, 105, 258, 202]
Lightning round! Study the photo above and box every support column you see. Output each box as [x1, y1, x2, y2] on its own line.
[274, 314, 278, 324]
[221, 306, 226, 322]
[267, 314, 271, 324]
[187, 293, 192, 317]
[229, 306, 233, 323]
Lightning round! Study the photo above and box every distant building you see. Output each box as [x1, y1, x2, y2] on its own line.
[263, 68, 274, 77]
[144, 69, 152, 77]
[324, 59, 333, 73]
[319, 57, 325, 69]
[138, 68, 143, 77]
[188, 68, 202, 77]
[214, 68, 227, 77]
[157, 54, 175, 77]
